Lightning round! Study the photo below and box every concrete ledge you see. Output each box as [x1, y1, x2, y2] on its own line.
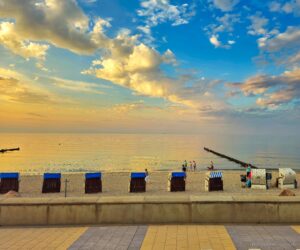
[0, 196, 300, 225]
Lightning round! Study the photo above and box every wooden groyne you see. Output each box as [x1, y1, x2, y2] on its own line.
[204, 147, 258, 169]
[0, 147, 20, 153]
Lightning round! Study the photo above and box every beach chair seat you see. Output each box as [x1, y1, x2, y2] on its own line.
[251, 169, 266, 190]
[42, 173, 61, 193]
[205, 171, 223, 191]
[129, 172, 146, 192]
[278, 168, 297, 189]
[0, 173, 19, 194]
[168, 172, 186, 192]
[85, 172, 102, 193]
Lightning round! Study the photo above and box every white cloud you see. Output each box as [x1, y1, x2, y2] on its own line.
[247, 12, 269, 36]
[137, 0, 195, 27]
[82, 32, 226, 112]
[269, 0, 300, 17]
[204, 13, 240, 48]
[0, 22, 49, 60]
[136, 0, 195, 43]
[0, 0, 110, 56]
[228, 68, 300, 108]
[259, 26, 300, 51]
[212, 0, 239, 12]
[209, 35, 221, 47]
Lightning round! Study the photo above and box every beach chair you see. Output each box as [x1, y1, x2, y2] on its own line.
[0, 172, 19, 194]
[168, 172, 186, 192]
[205, 171, 223, 191]
[42, 173, 61, 193]
[129, 172, 146, 192]
[251, 169, 266, 190]
[277, 168, 297, 189]
[85, 172, 102, 193]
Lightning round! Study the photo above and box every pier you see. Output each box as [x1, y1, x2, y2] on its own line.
[0, 147, 20, 153]
[204, 147, 258, 169]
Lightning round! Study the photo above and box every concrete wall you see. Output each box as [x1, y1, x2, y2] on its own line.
[0, 196, 300, 226]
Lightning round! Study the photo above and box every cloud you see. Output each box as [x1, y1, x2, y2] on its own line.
[137, 0, 195, 27]
[112, 101, 146, 113]
[0, 0, 110, 56]
[82, 31, 226, 113]
[1, 0, 227, 119]
[0, 22, 49, 60]
[211, 0, 239, 12]
[51, 77, 108, 94]
[136, 0, 196, 43]
[228, 68, 300, 108]
[247, 12, 269, 36]
[258, 26, 300, 51]
[204, 13, 240, 48]
[209, 35, 221, 47]
[0, 68, 56, 104]
[269, 0, 300, 17]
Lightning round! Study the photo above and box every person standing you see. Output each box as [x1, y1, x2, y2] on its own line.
[182, 164, 187, 172]
[207, 161, 214, 170]
[145, 169, 149, 183]
[189, 161, 193, 171]
[183, 160, 188, 171]
[193, 161, 197, 171]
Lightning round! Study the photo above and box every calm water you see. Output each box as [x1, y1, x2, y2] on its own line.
[0, 133, 299, 173]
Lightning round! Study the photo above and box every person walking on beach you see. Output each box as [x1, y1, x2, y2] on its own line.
[182, 164, 187, 172]
[193, 161, 197, 171]
[189, 161, 193, 171]
[145, 169, 149, 183]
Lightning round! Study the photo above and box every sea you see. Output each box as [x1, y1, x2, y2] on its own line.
[0, 133, 300, 173]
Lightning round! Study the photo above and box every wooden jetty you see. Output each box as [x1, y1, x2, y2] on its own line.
[0, 147, 20, 153]
[204, 147, 258, 169]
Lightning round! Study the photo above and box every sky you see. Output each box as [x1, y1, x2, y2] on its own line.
[0, 0, 300, 134]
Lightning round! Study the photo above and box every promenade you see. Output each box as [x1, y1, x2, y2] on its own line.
[0, 225, 299, 249]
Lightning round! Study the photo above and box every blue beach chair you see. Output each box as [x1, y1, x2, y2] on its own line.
[168, 172, 186, 192]
[42, 173, 61, 193]
[129, 172, 146, 192]
[0, 172, 19, 194]
[85, 172, 102, 193]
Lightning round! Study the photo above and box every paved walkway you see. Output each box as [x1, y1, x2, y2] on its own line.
[141, 225, 235, 250]
[227, 225, 300, 250]
[0, 225, 299, 249]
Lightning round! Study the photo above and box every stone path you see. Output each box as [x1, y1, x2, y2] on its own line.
[0, 225, 299, 249]
[226, 225, 300, 250]
[68, 226, 147, 250]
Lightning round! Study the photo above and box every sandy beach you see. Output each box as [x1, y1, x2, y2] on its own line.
[2, 170, 299, 198]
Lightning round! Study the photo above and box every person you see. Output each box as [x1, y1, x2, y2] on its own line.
[189, 161, 193, 171]
[184, 160, 188, 169]
[245, 165, 252, 188]
[182, 164, 187, 172]
[246, 165, 251, 177]
[207, 161, 214, 170]
[193, 161, 197, 171]
[145, 169, 149, 183]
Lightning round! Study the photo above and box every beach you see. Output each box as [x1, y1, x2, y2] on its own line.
[4, 170, 300, 198]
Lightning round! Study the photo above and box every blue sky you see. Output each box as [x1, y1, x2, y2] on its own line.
[0, 0, 300, 134]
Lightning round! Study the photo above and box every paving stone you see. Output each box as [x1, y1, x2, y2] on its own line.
[227, 225, 300, 250]
[68, 226, 147, 250]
